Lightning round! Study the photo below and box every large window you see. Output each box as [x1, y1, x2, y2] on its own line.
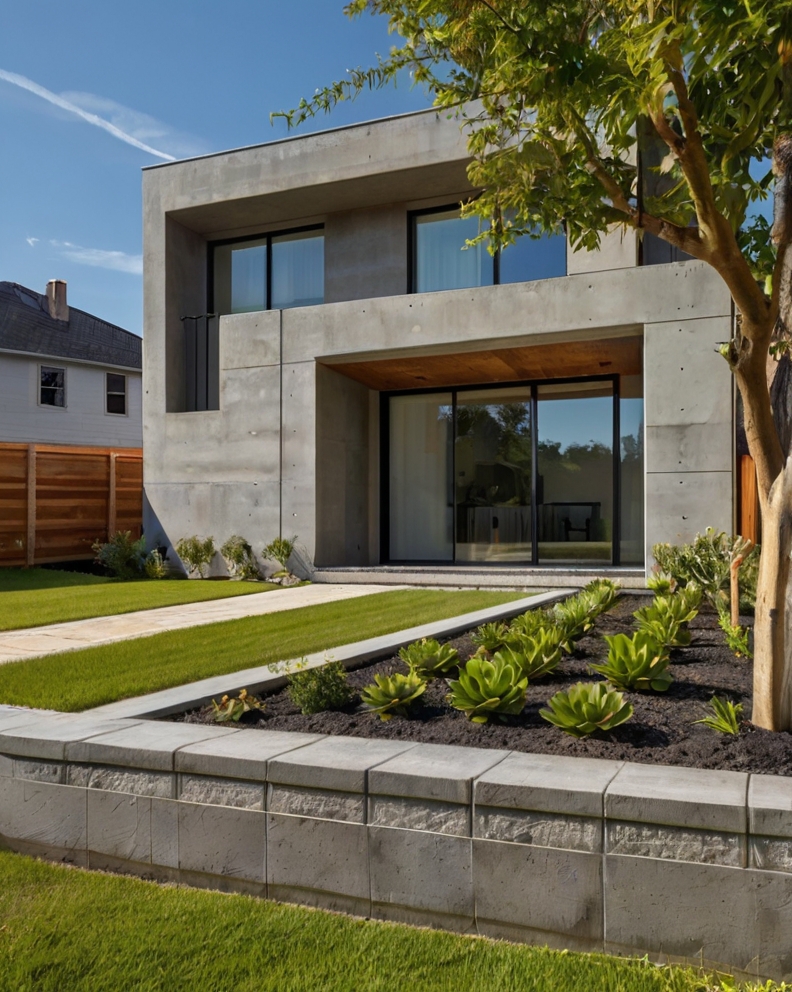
[40, 366, 65, 408]
[212, 227, 324, 315]
[411, 206, 566, 294]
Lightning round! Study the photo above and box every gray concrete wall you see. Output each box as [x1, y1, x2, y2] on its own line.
[324, 204, 408, 303]
[0, 354, 142, 447]
[1, 710, 791, 982]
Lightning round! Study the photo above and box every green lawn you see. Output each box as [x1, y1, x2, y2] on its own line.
[0, 567, 278, 632]
[0, 589, 522, 711]
[0, 851, 753, 992]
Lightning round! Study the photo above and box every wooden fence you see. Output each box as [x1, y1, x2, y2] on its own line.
[0, 443, 143, 567]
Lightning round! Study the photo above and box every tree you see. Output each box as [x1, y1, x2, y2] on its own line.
[277, 0, 792, 729]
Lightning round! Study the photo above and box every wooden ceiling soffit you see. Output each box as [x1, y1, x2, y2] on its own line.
[327, 336, 643, 391]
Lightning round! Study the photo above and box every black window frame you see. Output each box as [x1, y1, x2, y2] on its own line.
[39, 365, 66, 409]
[105, 372, 127, 416]
[408, 203, 568, 293]
[208, 223, 325, 314]
[380, 373, 630, 567]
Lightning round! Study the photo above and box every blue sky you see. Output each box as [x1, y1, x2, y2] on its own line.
[0, 1, 431, 335]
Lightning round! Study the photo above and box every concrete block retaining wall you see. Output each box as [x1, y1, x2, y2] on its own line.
[2, 709, 792, 981]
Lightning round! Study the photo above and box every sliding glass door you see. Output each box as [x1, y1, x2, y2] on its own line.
[386, 377, 641, 566]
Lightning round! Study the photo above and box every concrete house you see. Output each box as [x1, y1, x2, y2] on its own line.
[142, 109, 734, 585]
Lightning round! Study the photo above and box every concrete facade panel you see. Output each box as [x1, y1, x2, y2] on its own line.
[645, 471, 732, 556]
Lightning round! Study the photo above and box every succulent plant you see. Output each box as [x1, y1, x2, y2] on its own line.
[591, 632, 672, 692]
[360, 672, 426, 720]
[647, 571, 676, 595]
[540, 681, 633, 737]
[633, 603, 691, 648]
[447, 655, 527, 724]
[399, 637, 460, 677]
[471, 622, 512, 654]
[581, 578, 620, 616]
[509, 608, 554, 638]
[211, 688, 265, 723]
[552, 595, 595, 652]
[493, 628, 562, 681]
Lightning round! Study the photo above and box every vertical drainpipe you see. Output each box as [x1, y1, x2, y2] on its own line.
[278, 307, 284, 541]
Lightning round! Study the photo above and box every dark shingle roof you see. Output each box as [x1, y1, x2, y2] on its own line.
[0, 282, 141, 370]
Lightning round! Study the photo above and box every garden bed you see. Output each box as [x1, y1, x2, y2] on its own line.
[175, 595, 792, 776]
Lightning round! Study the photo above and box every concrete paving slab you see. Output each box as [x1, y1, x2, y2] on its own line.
[369, 742, 509, 805]
[0, 714, 143, 761]
[66, 721, 239, 771]
[748, 774, 792, 839]
[0, 583, 405, 665]
[176, 730, 324, 781]
[268, 736, 417, 794]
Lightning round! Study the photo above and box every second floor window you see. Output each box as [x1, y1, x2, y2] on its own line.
[40, 366, 65, 407]
[212, 226, 324, 315]
[106, 373, 127, 415]
[411, 206, 566, 294]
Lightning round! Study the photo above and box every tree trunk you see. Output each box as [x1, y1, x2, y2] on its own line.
[752, 459, 792, 730]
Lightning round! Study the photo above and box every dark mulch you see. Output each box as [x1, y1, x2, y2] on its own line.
[174, 595, 792, 776]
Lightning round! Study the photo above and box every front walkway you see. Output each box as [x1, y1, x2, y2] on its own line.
[0, 584, 402, 665]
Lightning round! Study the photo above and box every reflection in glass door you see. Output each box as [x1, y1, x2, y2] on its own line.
[536, 381, 614, 564]
[455, 389, 532, 562]
[389, 393, 453, 560]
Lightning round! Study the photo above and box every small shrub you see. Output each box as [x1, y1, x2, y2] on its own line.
[92, 531, 146, 580]
[695, 696, 743, 735]
[143, 548, 169, 580]
[471, 621, 511, 654]
[175, 536, 216, 578]
[287, 660, 352, 714]
[540, 682, 633, 737]
[361, 672, 426, 720]
[495, 628, 563, 680]
[399, 638, 459, 678]
[591, 632, 672, 692]
[717, 609, 753, 659]
[211, 688, 264, 723]
[220, 535, 261, 580]
[653, 529, 759, 610]
[447, 655, 527, 724]
[263, 535, 296, 569]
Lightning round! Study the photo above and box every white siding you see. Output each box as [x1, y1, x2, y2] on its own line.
[0, 353, 142, 447]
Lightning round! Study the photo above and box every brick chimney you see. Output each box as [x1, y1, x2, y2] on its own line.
[46, 279, 68, 322]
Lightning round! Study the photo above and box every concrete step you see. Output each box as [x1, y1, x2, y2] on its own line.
[310, 565, 646, 590]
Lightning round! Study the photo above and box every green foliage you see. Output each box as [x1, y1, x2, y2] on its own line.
[287, 660, 353, 714]
[633, 592, 699, 648]
[263, 535, 296, 569]
[175, 535, 216, 579]
[653, 530, 758, 610]
[581, 578, 620, 616]
[211, 688, 264, 723]
[494, 628, 563, 680]
[717, 609, 753, 659]
[399, 637, 460, 677]
[92, 531, 147, 580]
[552, 595, 595, 652]
[509, 608, 555, 638]
[695, 695, 744, 735]
[647, 572, 675, 595]
[447, 655, 527, 723]
[592, 632, 672, 692]
[220, 535, 261, 580]
[143, 548, 169, 580]
[541, 682, 634, 738]
[361, 671, 426, 720]
[471, 621, 511, 653]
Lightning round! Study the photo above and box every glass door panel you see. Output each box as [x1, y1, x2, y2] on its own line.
[455, 388, 532, 562]
[537, 381, 614, 564]
[389, 393, 453, 560]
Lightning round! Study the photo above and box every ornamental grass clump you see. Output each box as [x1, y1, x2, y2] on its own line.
[591, 632, 672, 692]
[399, 637, 459, 678]
[361, 672, 426, 720]
[211, 688, 264, 723]
[447, 654, 527, 724]
[541, 682, 633, 738]
[694, 696, 743, 735]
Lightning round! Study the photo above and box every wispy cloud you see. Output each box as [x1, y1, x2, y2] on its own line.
[0, 68, 180, 161]
[26, 237, 38, 247]
[50, 240, 143, 275]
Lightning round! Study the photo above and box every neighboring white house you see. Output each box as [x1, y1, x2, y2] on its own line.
[141, 109, 734, 585]
[0, 279, 142, 448]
